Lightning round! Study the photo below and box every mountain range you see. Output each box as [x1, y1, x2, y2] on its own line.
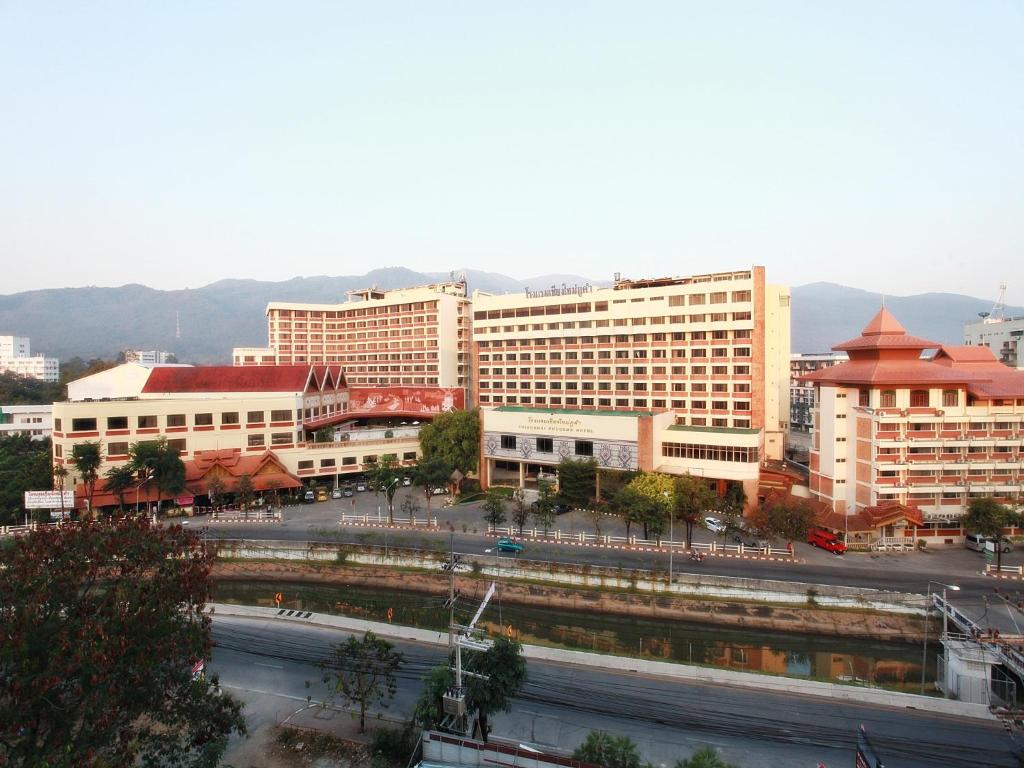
[0, 268, 1018, 364]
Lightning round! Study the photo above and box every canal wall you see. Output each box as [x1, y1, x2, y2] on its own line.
[209, 602, 992, 721]
[212, 540, 929, 642]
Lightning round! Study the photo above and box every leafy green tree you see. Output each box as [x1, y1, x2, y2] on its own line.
[204, 474, 226, 508]
[400, 495, 421, 524]
[367, 454, 403, 524]
[0, 519, 246, 766]
[129, 437, 186, 510]
[532, 481, 557, 534]
[103, 463, 136, 514]
[317, 631, 404, 734]
[572, 731, 642, 768]
[510, 488, 530, 535]
[623, 472, 673, 540]
[610, 485, 658, 540]
[671, 474, 717, 548]
[715, 483, 747, 537]
[557, 458, 598, 510]
[963, 496, 1015, 571]
[71, 441, 103, 517]
[412, 664, 454, 730]
[418, 408, 480, 479]
[481, 487, 508, 529]
[0, 371, 63, 406]
[236, 473, 255, 509]
[313, 426, 334, 443]
[0, 435, 53, 526]
[675, 747, 737, 768]
[464, 636, 527, 742]
[414, 456, 451, 510]
[751, 495, 817, 546]
[52, 463, 70, 519]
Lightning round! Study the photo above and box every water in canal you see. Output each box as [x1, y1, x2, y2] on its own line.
[213, 579, 935, 693]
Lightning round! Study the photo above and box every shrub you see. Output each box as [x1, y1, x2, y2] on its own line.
[371, 724, 418, 764]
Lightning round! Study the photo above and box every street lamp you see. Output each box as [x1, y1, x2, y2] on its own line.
[385, 477, 400, 525]
[664, 490, 673, 585]
[134, 470, 154, 516]
[920, 580, 960, 695]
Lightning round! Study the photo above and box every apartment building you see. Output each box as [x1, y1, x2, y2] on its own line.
[0, 404, 52, 440]
[788, 353, 847, 461]
[123, 349, 176, 365]
[964, 315, 1024, 370]
[806, 308, 1024, 531]
[0, 335, 59, 382]
[472, 267, 791, 500]
[52, 363, 431, 509]
[233, 280, 472, 391]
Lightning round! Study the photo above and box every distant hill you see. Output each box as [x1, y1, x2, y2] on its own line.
[0, 271, 1016, 363]
[789, 283, 1023, 353]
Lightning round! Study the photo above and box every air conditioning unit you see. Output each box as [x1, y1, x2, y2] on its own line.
[901, 409, 910, 417]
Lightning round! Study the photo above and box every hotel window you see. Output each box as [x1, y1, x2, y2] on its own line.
[633, 399, 647, 408]
[910, 390, 930, 408]
[880, 391, 897, 408]
[859, 389, 870, 407]
[270, 409, 291, 422]
[247, 410, 264, 423]
[615, 398, 629, 407]
[320, 458, 336, 468]
[709, 292, 727, 304]
[138, 415, 158, 429]
[733, 347, 751, 357]
[248, 434, 266, 448]
[671, 400, 684, 408]
[712, 400, 729, 410]
[168, 439, 186, 454]
[342, 456, 357, 466]
[298, 460, 313, 470]
[599, 398, 612, 406]
[194, 413, 213, 426]
[271, 433, 292, 445]
[712, 418, 728, 427]
[500, 435, 517, 450]
[942, 390, 958, 407]
[692, 400, 707, 409]
[537, 438, 553, 453]
[107, 416, 128, 430]
[107, 441, 129, 456]
[222, 411, 239, 425]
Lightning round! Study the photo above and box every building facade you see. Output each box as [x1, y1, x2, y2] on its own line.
[0, 335, 59, 382]
[788, 352, 847, 462]
[964, 316, 1024, 370]
[123, 349, 175, 365]
[472, 267, 791, 500]
[0, 404, 52, 440]
[806, 308, 1024, 527]
[232, 280, 472, 391]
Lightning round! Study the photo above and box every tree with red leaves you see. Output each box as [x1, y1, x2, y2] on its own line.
[0, 519, 245, 767]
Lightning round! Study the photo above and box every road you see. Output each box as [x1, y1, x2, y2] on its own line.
[197, 489, 1024, 633]
[210, 614, 1023, 768]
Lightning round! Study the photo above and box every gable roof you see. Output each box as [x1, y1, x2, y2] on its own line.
[833, 308, 939, 352]
[142, 365, 314, 394]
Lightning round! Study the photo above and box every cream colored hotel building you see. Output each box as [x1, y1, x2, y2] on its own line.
[233, 280, 472, 390]
[472, 267, 790, 501]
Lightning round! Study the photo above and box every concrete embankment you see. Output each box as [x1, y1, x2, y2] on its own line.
[212, 540, 929, 642]
[210, 602, 991, 722]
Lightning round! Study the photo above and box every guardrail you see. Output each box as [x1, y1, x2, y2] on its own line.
[986, 563, 1024, 577]
[487, 525, 794, 558]
[340, 513, 438, 528]
[210, 510, 282, 522]
[0, 520, 65, 538]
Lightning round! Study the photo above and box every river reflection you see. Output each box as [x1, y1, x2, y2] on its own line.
[213, 579, 932, 691]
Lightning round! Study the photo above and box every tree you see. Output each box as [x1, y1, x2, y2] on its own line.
[129, 437, 186, 510]
[0, 371, 63, 406]
[671, 474, 717, 548]
[400, 495, 421, 524]
[623, 472, 673, 541]
[103, 463, 136, 514]
[963, 496, 1015, 571]
[0, 519, 246, 766]
[510, 488, 530, 535]
[367, 454, 402, 524]
[675, 747, 737, 768]
[71, 441, 103, 518]
[557, 458, 597, 510]
[317, 631, 404, 734]
[481, 487, 507, 529]
[715, 483, 747, 537]
[412, 664, 454, 731]
[414, 457, 451, 511]
[204, 474, 226, 508]
[532, 480, 557, 534]
[313, 426, 334, 444]
[236, 473, 255, 510]
[0, 435, 53, 526]
[53, 463, 70, 519]
[418, 408, 480, 479]
[464, 636, 527, 742]
[572, 731, 642, 768]
[610, 485, 657, 540]
[751, 495, 817, 545]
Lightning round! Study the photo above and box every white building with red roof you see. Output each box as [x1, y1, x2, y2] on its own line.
[805, 308, 1024, 541]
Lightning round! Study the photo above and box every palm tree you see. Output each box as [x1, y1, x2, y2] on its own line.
[53, 464, 70, 520]
[104, 465, 136, 515]
[71, 441, 103, 518]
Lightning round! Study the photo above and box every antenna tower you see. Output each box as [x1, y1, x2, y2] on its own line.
[175, 311, 181, 340]
[991, 283, 1007, 321]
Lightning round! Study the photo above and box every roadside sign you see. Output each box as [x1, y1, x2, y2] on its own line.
[274, 592, 283, 607]
[387, 607, 394, 623]
[24, 490, 75, 509]
[191, 660, 205, 681]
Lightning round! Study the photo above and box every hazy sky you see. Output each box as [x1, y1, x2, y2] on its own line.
[2, 2, 1022, 302]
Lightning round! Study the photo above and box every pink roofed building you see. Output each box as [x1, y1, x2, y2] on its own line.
[804, 308, 1024, 543]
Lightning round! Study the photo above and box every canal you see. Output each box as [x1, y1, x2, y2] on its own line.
[213, 579, 936, 693]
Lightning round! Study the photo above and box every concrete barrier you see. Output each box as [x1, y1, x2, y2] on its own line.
[209, 603, 992, 721]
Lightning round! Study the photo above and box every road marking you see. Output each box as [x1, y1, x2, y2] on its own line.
[254, 662, 284, 669]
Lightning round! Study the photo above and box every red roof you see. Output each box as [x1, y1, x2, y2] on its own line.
[933, 345, 1002, 365]
[815, 502, 923, 533]
[142, 365, 315, 394]
[833, 308, 939, 353]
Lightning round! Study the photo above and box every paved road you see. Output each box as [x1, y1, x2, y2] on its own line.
[196, 490, 1024, 633]
[209, 614, 1023, 768]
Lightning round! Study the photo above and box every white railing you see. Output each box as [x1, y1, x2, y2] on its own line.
[340, 513, 439, 528]
[873, 536, 916, 551]
[0, 520, 65, 538]
[488, 526, 793, 558]
[210, 510, 282, 522]
[986, 563, 1024, 576]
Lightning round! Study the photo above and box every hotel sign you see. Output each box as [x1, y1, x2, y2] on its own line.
[525, 283, 593, 299]
[24, 490, 75, 509]
[483, 409, 638, 442]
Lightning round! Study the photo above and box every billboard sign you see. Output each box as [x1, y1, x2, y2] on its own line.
[347, 386, 465, 416]
[24, 490, 75, 509]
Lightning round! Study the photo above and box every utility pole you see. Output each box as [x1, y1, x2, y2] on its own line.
[442, 581, 495, 735]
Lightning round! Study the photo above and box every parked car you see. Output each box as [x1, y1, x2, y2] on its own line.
[807, 527, 847, 554]
[965, 533, 1012, 553]
[355, 481, 367, 492]
[331, 488, 343, 499]
[553, 503, 572, 515]
[343, 487, 354, 497]
[495, 537, 524, 554]
[402, 476, 412, 486]
[704, 516, 726, 534]
[303, 490, 315, 504]
[432, 486, 447, 496]
[732, 529, 760, 548]
[316, 487, 328, 502]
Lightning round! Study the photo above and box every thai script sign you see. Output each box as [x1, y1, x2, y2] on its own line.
[24, 490, 75, 509]
[525, 283, 593, 299]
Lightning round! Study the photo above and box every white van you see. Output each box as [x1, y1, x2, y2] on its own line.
[965, 533, 1012, 553]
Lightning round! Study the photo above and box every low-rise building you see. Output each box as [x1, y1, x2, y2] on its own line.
[123, 349, 176, 365]
[0, 404, 52, 440]
[0, 335, 59, 382]
[805, 308, 1024, 538]
[964, 316, 1024, 370]
[788, 352, 847, 461]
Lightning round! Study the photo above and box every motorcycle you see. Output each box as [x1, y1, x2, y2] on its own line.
[688, 550, 706, 563]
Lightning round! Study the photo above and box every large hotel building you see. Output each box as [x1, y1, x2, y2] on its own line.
[806, 308, 1024, 531]
[471, 267, 790, 501]
[233, 280, 472, 390]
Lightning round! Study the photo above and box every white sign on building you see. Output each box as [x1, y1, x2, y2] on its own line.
[24, 490, 75, 509]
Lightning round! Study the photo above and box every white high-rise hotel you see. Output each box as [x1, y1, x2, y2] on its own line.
[0, 335, 59, 382]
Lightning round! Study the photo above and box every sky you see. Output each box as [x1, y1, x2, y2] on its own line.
[1, 2, 1022, 303]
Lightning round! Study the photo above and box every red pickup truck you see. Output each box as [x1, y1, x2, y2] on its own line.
[807, 527, 847, 554]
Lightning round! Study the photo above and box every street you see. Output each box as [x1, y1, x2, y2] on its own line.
[209, 614, 1022, 768]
